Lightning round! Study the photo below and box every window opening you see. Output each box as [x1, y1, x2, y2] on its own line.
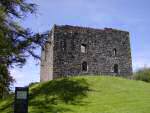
[82, 61, 88, 71]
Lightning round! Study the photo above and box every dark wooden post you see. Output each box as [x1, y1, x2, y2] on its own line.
[14, 87, 29, 113]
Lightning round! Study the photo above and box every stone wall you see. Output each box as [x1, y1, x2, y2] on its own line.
[40, 25, 133, 82]
[40, 28, 54, 82]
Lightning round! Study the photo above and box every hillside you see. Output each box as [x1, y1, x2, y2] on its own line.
[1, 76, 150, 113]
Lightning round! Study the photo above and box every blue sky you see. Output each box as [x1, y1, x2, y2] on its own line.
[11, 0, 150, 87]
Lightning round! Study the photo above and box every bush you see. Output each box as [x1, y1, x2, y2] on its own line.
[133, 68, 150, 82]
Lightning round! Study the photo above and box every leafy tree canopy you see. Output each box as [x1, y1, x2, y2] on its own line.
[0, 0, 48, 67]
[0, 0, 48, 98]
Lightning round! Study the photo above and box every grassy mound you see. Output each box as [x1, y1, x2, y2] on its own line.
[1, 76, 150, 113]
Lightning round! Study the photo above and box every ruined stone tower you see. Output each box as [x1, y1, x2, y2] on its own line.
[40, 25, 132, 82]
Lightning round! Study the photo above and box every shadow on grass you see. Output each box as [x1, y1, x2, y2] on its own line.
[29, 78, 90, 113]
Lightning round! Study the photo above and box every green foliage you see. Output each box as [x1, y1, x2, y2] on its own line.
[133, 68, 150, 82]
[0, 64, 14, 99]
[1, 76, 150, 113]
[0, 95, 13, 113]
[0, 0, 46, 66]
[0, 0, 48, 98]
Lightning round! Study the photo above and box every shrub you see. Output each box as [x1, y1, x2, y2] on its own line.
[133, 68, 150, 82]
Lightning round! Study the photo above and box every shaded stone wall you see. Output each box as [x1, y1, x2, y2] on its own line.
[40, 25, 132, 82]
[40, 29, 54, 82]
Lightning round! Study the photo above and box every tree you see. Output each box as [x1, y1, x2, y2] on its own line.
[0, 0, 48, 98]
[0, 65, 14, 99]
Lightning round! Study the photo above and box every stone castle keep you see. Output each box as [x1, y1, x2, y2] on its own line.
[40, 25, 132, 82]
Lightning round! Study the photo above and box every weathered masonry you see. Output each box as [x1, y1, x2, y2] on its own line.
[40, 25, 132, 82]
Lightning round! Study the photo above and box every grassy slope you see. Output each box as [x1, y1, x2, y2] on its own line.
[1, 76, 150, 113]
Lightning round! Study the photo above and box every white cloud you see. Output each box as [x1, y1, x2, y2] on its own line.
[11, 69, 24, 79]
[10, 57, 40, 88]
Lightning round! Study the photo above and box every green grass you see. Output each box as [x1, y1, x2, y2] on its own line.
[1, 76, 150, 113]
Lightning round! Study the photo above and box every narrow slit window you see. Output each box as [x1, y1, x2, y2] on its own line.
[81, 44, 86, 53]
[71, 39, 75, 50]
[61, 39, 66, 51]
[113, 48, 117, 56]
[44, 44, 48, 61]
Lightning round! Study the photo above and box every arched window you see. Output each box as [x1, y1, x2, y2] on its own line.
[114, 64, 118, 73]
[113, 48, 117, 56]
[82, 61, 88, 71]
